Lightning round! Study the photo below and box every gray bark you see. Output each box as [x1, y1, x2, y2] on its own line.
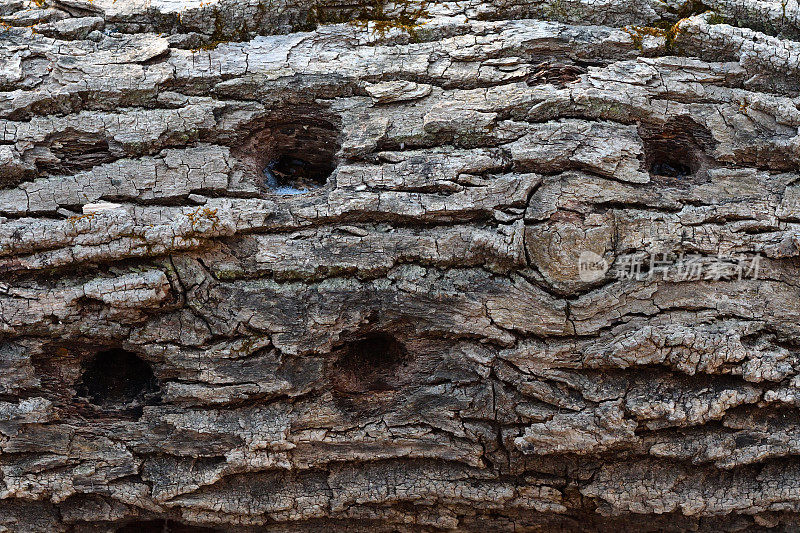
[1, 0, 800, 530]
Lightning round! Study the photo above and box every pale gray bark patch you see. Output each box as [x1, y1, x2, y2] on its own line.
[1, 0, 800, 531]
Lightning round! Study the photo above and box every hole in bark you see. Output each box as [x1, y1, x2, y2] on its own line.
[75, 349, 159, 410]
[234, 111, 341, 195]
[639, 117, 715, 182]
[649, 160, 692, 179]
[263, 152, 333, 194]
[116, 520, 221, 533]
[332, 333, 408, 395]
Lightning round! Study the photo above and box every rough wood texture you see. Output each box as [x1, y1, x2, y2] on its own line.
[1, 0, 800, 530]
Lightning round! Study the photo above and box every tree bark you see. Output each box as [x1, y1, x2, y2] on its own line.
[1, 0, 800, 530]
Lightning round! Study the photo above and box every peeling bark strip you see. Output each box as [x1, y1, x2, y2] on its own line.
[1, 0, 800, 530]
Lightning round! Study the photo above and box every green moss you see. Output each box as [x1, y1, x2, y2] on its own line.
[707, 12, 728, 24]
[542, 0, 575, 21]
[190, 7, 237, 51]
[213, 269, 244, 281]
[304, 0, 432, 38]
[349, 0, 430, 38]
[353, 0, 428, 37]
[308, 3, 353, 26]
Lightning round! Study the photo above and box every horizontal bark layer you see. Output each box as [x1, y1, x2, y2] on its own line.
[1, 0, 800, 530]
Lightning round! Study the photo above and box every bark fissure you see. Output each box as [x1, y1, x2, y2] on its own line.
[1, 0, 800, 531]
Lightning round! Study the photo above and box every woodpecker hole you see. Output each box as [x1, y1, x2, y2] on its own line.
[75, 349, 160, 410]
[234, 111, 341, 195]
[332, 333, 408, 395]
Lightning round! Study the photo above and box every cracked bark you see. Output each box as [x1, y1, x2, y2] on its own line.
[1, 0, 800, 530]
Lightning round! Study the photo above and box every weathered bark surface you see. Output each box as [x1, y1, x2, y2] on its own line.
[1, 0, 800, 530]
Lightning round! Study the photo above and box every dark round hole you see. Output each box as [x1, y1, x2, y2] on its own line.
[639, 117, 715, 182]
[76, 349, 159, 409]
[333, 333, 408, 395]
[263, 153, 334, 193]
[650, 160, 692, 179]
[232, 111, 340, 196]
